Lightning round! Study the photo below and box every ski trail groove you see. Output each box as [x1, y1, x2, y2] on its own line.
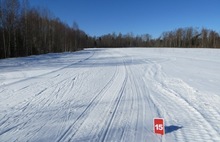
[100, 65, 128, 142]
[0, 50, 95, 88]
[56, 65, 119, 142]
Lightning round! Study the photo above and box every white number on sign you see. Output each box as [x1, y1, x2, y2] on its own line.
[155, 124, 163, 130]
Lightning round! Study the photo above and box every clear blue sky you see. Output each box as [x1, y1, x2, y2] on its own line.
[29, 0, 220, 38]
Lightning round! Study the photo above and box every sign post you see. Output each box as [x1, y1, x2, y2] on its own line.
[154, 118, 165, 135]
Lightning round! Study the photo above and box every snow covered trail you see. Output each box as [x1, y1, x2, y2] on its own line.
[0, 48, 220, 142]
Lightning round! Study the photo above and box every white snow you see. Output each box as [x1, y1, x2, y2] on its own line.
[0, 48, 220, 142]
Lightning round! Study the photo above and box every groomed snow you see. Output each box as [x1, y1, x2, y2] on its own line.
[0, 48, 220, 142]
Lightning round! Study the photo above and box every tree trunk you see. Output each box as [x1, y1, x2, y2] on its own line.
[13, 28, 17, 57]
[8, 30, 11, 57]
[2, 28, 6, 58]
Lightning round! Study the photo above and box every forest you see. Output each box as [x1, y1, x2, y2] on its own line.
[1, 0, 220, 59]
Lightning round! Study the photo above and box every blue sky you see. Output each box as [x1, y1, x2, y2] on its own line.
[29, 0, 220, 38]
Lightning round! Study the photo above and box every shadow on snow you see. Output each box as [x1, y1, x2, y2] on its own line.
[165, 125, 183, 134]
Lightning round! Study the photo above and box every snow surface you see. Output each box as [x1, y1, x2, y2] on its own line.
[0, 48, 220, 142]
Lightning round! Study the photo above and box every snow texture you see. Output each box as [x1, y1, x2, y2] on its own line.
[0, 48, 220, 142]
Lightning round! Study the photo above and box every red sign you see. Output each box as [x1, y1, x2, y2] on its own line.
[154, 118, 165, 135]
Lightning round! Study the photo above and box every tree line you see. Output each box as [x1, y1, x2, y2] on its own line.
[95, 27, 220, 48]
[0, 0, 93, 59]
[155, 27, 220, 48]
[1, 0, 220, 59]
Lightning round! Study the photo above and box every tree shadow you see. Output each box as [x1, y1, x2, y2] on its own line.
[165, 125, 183, 134]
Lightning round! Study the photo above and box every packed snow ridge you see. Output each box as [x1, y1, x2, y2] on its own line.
[0, 48, 220, 142]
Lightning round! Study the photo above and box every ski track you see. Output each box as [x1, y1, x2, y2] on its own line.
[144, 61, 220, 142]
[0, 48, 220, 142]
[56, 65, 120, 142]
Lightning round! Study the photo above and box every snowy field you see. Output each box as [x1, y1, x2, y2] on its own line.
[0, 48, 220, 142]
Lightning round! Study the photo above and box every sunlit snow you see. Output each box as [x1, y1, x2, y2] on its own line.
[0, 48, 220, 142]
